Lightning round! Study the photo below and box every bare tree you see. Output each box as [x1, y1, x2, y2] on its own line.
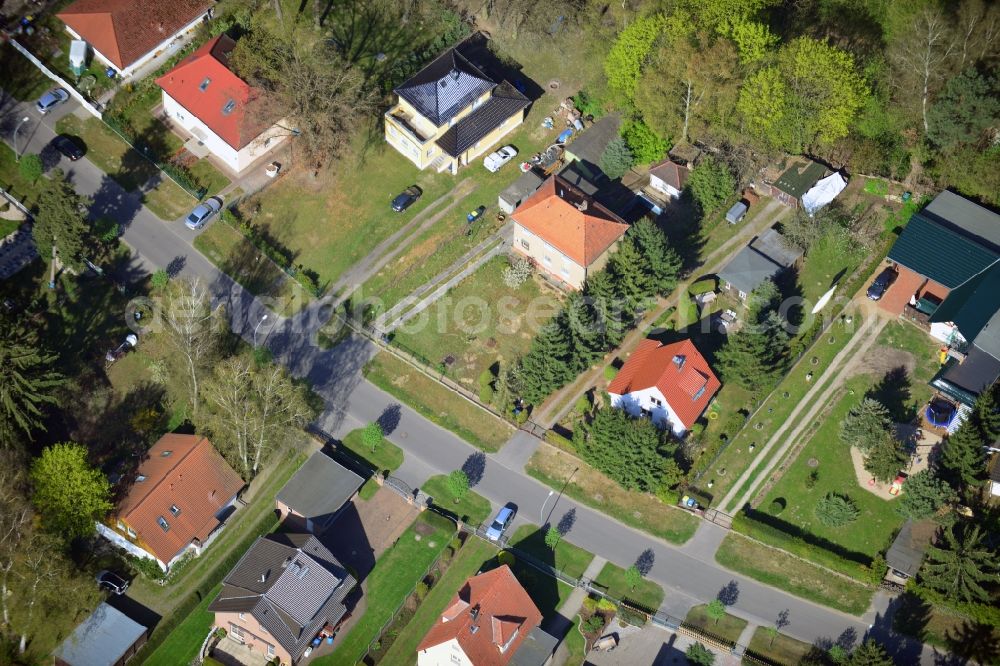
[0, 460, 31, 629]
[12, 532, 63, 653]
[158, 279, 222, 419]
[890, 7, 956, 133]
[955, 0, 1000, 69]
[204, 356, 312, 479]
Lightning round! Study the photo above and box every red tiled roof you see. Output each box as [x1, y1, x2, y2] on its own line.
[512, 175, 629, 267]
[58, 0, 213, 70]
[608, 338, 721, 429]
[156, 35, 268, 150]
[417, 566, 542, 666]
[648, 159, 689, 191]
[118, 434, 244, 564]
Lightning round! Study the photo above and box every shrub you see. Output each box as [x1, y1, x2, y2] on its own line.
[686, 642, 716, 666]
[497, 551, 515, 567]
[545, 430, 575, 452]
[769, 498, 786, 515]
[603, 365, 619, 381]
[515, 408, 529, 425]
[18, 154, 42, 183]
[478, 369, 494, 391]
[502, 257, 532, 288]
[617, 605, 647, 627]
[596, 597, 617, 613]
[805, 469, 819, 489]
[150, 269, 169, 290]
[573, 89, 605, 118]
[582, 596, 598, 613]
[93, 217, 119, 243]
[815, 493, 860, 527]
[655, 484, 680, 505]
[583, 614, 606, 634]
[866, 554, 887, 585]
[574, 395, 592, 415]
[622, 119, 669, 164]
[214, 628, 227, 639]
[599, 137, 634, 179]
[414, 581, 429, 601]
[129, 554, 166, 580]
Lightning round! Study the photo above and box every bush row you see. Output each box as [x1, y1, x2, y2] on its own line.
[220, 209, 322, 296]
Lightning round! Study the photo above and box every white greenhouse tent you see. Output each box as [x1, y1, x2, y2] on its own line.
[802, 173, 847, 215]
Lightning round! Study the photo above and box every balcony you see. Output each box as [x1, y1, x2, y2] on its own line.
[386, 107, 434, 144]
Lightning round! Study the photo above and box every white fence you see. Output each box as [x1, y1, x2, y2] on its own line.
[8, 39, 103, 118]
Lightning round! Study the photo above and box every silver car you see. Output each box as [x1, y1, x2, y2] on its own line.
[184, 197, 223, 230]
[36, 87, 69, 114]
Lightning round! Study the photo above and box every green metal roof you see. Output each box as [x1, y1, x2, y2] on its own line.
[930, 260, 1000, 359]
[772, 160, 826, 199]
[887, 213, 999, 288]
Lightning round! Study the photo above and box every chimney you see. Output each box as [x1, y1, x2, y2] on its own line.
[470, 604, 481, 624]
[259, 572, 267, 583]
[282, 556, 292, 569]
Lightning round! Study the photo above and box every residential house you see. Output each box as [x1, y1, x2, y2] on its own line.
[209, 533, 356, 665]
[511, 174, 630, 290]
[647, 159, 689, 200]
[54, 602, 147, 666]
[717, 228, 803, 300]
[156, 34, 288, 175]
[275, 451, 364, 534]
[97, 434, 244, 572]
[58, 0, 213, 80]
[384, 41, 529, 174]
[562, 113, 621, 184]
[608, 338, 721, 437]
[885, 519, 937, 585]
[416, 565, 557, 666]
[768, 158, 826, 208]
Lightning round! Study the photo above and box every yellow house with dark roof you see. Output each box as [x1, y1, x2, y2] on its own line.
[384, 42, 529, 175]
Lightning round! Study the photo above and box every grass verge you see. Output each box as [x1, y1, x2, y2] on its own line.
[315, 512, 455, 664]
[714, 533, 873, 616]
[684, 604, 748, 644]
[341, 428, 404, 473]
[746, 627, 817, 665]
[593, 562, 665, 611]
[363, 351, 512, 452]
[422, 474, 493, 525]
[526, 443, 698, 545]
[508, 524, 595, 580]
[142, 583, 220, 666]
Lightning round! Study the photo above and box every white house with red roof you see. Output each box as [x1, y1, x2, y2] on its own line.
[647, 159, 689, 200]
[156, 35, 287, 175]
[608, 338, 721, 436]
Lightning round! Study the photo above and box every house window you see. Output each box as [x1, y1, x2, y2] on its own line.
[222, 99, 236, 115]
[259, 625, 268, 634]
[388, 125, 397, 137]
[426, 147, 433, 157]
[543, 255, 552, 266]
[238, 613, 245, 621]
[520, 239, 530, 251]
[126, 526, 136, 539]
[170, 504, 181, 517]
[199, 77, 211, 91]
[651, 397, 662, 407]
[738, 290, 747, 300]
[267, 644, 275, 657]
[693, 386, 706, 401]
[160, 450, 172, 457]
[560, 266, 569, 278]
[116, 520, 126, 531]
[157, 516, 170, 532]
[230, 623, 245, 640]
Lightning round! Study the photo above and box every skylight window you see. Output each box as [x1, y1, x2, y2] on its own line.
[222, 99, 236, 115]
[170, 504, 181, 517]
[199, 77, 211, 91]
[161, 450, 172, 457]
[157, 516, 170, 531]
[136, 475, 146, 482]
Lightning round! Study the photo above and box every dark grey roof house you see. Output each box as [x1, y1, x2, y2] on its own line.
[499, 169, 545, 214]
[276, 451, 364, 533]
[885, 520, 938, 581]
[395, 48, 496, 127]
[54, 602, 147, 666]
[769, 158, 826, 208]
[209, 533, 356, 664]
[564, 113, 622, 183]
[717, 229, 803, 298]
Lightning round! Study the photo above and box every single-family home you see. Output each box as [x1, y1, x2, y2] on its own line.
[54, 602, 147, 666]
[885, 519, 938, 585]
[275, 451, 364, 534]
[768, 158, 826, 208]
[416, 565, 557, 666]
[562, 113, 621, 184]
[717, 228, 803, 301]
[608, 338, 721, 437]
[384, 40, 529, 175]
[647, 159, 689, 200]
[156, 34, 288, 175]
[209, 533, 356, 665]
[58, 0, 213, 80]
[511, 174, 629, 290]
[97, 433, 244, 572]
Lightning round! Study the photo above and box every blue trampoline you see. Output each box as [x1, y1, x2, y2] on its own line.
[925, 399, 956, 427]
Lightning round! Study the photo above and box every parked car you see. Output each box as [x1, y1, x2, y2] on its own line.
[96, 570, 129, 595]
[483, 146, 518, 173]
[391, 185, 422, 212]
[867, 267, 898, 301]
[36, 87, 69, 114]
[485, 504, 516, 541]
[184, 197, 223, 230]
[51, 134, 85, 161]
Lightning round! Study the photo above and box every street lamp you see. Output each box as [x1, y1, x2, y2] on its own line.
[539, 490, 554, 526]
[253, 314, 269, 346]
[13, 116, 30, 162]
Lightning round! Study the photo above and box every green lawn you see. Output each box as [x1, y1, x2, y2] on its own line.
[746, 627, 818, 666]
[363, 351, 513, 452]
[422, 474, 493, 525]
[357, 477, 380, 501]
[593, 562, 665, 611]
[379, 537, 498, 664]
[142, 583, 221, 666]
[0, 143, 42, 209]
[508, 524, 595, 580]
[526, 444, 698, 545]
[340, 427, 404, 474]
[0, 43, 50, 101]
[193, 220, 310, 317]
[315, 512, 456, 665]
[391, 255, 563, 387]
[715, 533, 873, 615]
[564, 615, 588, 666]
[892, 591, 1000, 661]
[797, 229, 867, 304]
[684, 604, 748, 645]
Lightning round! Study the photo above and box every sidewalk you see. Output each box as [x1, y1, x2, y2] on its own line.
[544, 555, 607, 665]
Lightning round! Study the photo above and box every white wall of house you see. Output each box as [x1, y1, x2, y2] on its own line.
[95, 522, 168, 571]
[649, 174, 682, 199]
[992, 479, 1000, 497]
[417, 639, 473, 666]
[65, 11, 208, 80]
[930, 321, 967, 347]
[609, 386, 688, 436]
[512, 225, 588, 289]
[161, 92, 287, 174]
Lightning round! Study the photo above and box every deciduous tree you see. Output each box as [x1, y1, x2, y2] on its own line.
[706, 599, 726, 624]
[362, 422, 384, 453]
[604, 15, 666, 101]
[446, 470, 469, 502]
[29, 442, 111, 540]
[158, 278, 222, 419]
[889, 5, 956, 133]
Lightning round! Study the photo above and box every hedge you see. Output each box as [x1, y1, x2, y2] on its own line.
[731, 511, 874, 583]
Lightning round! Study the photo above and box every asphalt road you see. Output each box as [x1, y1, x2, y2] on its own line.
[1, 94, 948, 664]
